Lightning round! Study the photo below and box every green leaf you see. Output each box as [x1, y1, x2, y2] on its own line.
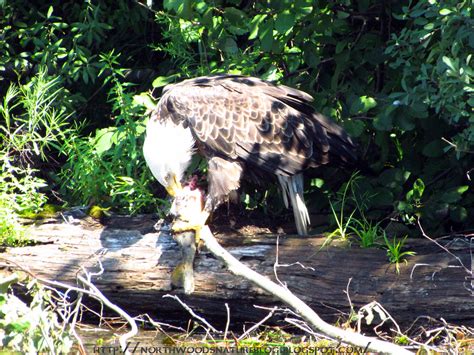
[94, 127, 116, 156]
[395, 110, 416, 131]
[164, 0, 180, 11]
[343, 119, 365, 137]
[337, 11, 350, 19]
[442, 56, 457, 71]
[275, 11, 295, 34]
[47, 5, 54, 18]
[440, 186, 469, 203]
[304, 44, 320, 68]
[373, 112, 393, 131]
[406, 178, 425, 201]
[350, 95, 377, 115]
[8, 320, 31, 332]
[439, 9, 452, 15]
[258, 19, 274, 52]
[133, 93, 156, 110]
[224, 7, 246, 25]
[0, 274, 19, 293]
[410, 8, 426, 18]
[219, 37, 238, 54]
[422, 140, 445, 158]
[371, 187, 394, 207]
[450, 206, 467, 222]
[294, 0, 313, 15]
[249, 14, 266, 40]
[310, 178, 324, 188]
[409, 102, 428, 118]
[396, 200, 412, 213]
[261, 65, 282, 81]
[379, 168, 410, 188]
[152, 74, 179, 88]
[335, 41, 345, 54]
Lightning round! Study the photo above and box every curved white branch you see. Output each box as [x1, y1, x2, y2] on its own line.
[199, 226, 413, 355]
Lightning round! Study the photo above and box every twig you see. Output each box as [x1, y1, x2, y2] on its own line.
[285, 317, 319, 336]
[162, 294, 220, 333]
[69, 292, 86, 355]
[77, 262, 138, 355]
[199, 226, 413, 354]
[0, 256, 137, 354]
[410, 263, 431, 279]
[284, 317, 332, 341]
[238, 306, 278, 340]
[136, 313, 186, 333]
[273, 235, 287, 288]
[223, 303, 230, 341]
[417, 219, 471, 275]
[344, 277, 354, 313]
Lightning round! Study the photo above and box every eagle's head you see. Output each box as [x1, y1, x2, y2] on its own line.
[143, 116, 195, 197]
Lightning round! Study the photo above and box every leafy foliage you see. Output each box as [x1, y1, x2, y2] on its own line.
[149, 0, 472, 233]
[0, 274, 73, 353]
[383, 234, 416, 274]
[0, 0, 472, 235]
[59, 51, 156, 213]
[0, 69, 73, 245]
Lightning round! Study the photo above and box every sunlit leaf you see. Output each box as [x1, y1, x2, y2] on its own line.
[249, 14, 266, 40]
[350, 96, 377, 115]
[258, 19, 274, 52]
[94, 127, 116, 156]
[152, 74, 179, 88]
[275, 10, 295, 34]
[439, 8, 452, 15]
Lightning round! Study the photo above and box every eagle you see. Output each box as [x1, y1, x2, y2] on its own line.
[143, 74, 357, 237]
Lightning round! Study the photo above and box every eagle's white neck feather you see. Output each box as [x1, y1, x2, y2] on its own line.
[143, 118, 195, 187]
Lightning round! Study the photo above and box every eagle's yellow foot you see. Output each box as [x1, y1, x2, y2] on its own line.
[172, 211, 209, 243]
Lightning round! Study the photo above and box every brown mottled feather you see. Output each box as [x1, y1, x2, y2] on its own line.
[158, 74, 356, 178]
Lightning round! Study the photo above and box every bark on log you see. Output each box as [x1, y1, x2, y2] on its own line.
[0, 214, 472, 329]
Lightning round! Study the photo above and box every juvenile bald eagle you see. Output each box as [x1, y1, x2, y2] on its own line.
[143, 74, 356, 236]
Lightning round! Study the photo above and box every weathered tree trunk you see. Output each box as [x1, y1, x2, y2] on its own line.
[1, 215, 472, 328]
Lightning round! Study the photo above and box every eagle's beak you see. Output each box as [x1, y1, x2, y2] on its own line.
[166, 174, 183, 197]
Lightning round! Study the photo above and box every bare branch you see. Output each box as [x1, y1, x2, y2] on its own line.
[163, 294, 220, 333]
[238, 306, 278, 340]
[199, 226, 413, 354]
[417, 219, 471, 275]
[77, 262, 138, 355]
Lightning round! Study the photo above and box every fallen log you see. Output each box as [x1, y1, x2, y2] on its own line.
[0, 214, 472, 329]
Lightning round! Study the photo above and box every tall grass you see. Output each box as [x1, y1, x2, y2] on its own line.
[0, 68, 74, 244]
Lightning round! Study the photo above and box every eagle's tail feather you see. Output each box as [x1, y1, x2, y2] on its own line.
[278, 174, 310, 236]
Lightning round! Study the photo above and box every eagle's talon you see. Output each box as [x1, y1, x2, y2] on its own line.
[171, 220, 205, 244]
[171, 209, 209, 244]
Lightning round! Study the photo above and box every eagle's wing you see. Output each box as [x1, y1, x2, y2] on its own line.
[159, 75, 356, 176]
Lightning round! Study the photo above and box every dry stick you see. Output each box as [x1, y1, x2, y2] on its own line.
[0, 257, 136, 354]
[417, 219, 471, 275]
[77, 272, 138, 354]
[199, 226, 413, 355]
[162, 294, 220, 333]
[238, 306, 278, 340]
[223, 303, 230, 341]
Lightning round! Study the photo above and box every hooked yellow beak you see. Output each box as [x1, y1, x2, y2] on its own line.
[165, 174, 183, 197]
